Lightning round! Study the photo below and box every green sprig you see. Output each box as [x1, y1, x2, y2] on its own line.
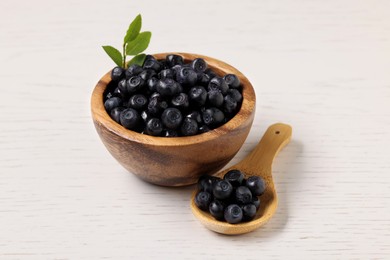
[102, 14, 152, 68]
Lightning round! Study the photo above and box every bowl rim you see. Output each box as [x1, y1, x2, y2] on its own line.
[91, 52, 256, 147]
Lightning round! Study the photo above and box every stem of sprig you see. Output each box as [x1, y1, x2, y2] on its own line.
[102, 14, 151, 69]
[122, 43, 127, 68]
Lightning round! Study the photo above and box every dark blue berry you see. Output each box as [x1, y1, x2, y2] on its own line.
[128, 94, 148, 110]
[105, 91, 113, 100]
[147, 77, 159, 92]
[147, 97, 168, 116]
[205, 68, 217, 79]
[207, 90, 224, 107]
[227, 89, 243, 103]
[202, 109, 213, 125]
[141, 110, 153, 123]
[213, 180, 233, 200]
[110, 107, 125, 123]
[190, 58, 207, 73]
[241, 204, 257, 221]
[119, 108, 140, 130]
[223, 95, 238, 114]
[156, 78, 181, 97]
[171, 65, 183, 76]
[160, 101, 169, 111]
[186, 111, 202, 124]
[195, 191, 212, 211]
[224, 74, 240, 89]
[197, 174, 219, 193]
[197, 73, 211, 86]
[125, 64, 143, 78]
[202, 108, 225, 126]
[198, 125, 210, 133]
[235, 186, 252, 204]
[252, 196, 260, 210]
[104, 97, 122, 112]
[143, 59, 162, 71]
[209, 200, 225, 220]
[246, 176, 266, 196]
[113, 87, 126, 99]
[224, 169, 244, 187]
[144, 54, 156, 63]
[159, 69, 174, 79]
[161, 108, 183, 130]
[180, 117, 198, 136]
[118, 79, 128, 95]
[162, 129, 178, 137]
[171, 93, 189, 109]
[147, 97, 160, 115]
[224, 204, 243, 224]
[150, 92, 162, 100]
[160, 60, 169, 70]
[208, 77, 228, 95]
[126, 76, 145, 94]
[189, 86, 207, 106]
[176, 67, 198, 86]
[145, 118, 163, 136]
[166, 54, 184, 67]
[111, 66, 125, 81]
[139, 69, 157, 81]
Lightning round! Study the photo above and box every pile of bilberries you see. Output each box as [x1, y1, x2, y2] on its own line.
[195, 170, 266, 224]
[103, 54, 243, 137]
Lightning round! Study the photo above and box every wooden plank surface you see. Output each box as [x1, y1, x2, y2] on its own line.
[1, 0, 389, 259]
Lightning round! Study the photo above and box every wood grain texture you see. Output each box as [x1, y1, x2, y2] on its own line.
[0, 0, 390, 259]
[191, 123, 292, 235]
[91, 53, 256, 186]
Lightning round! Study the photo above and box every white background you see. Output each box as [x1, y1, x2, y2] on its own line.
[1, 0, 389, 259]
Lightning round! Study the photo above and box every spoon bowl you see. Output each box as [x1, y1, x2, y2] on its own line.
[191, 123, 292, 235]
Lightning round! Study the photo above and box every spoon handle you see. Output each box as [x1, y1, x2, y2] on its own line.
[238, 123, 292, 175]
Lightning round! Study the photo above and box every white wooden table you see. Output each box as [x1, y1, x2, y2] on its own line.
[1, 0, 389, 259]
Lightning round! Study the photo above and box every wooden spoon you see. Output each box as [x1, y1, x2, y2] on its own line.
[190, 123, 292, 235]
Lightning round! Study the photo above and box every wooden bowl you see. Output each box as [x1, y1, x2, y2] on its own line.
[91, 53, 256, 186]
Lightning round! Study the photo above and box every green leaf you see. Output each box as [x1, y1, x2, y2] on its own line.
[124, 14, 142, 44]
[126, 31, 152, 56]
[102, 46, 122, 67]
[127, 54, 146, 67]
